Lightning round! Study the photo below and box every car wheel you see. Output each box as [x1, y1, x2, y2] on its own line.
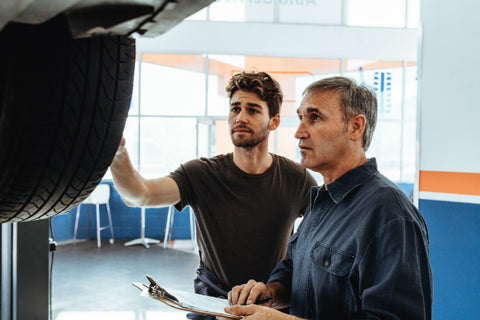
[0, 16, 135, 223]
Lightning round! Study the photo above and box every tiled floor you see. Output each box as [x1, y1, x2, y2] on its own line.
[51, 239, 200, 320]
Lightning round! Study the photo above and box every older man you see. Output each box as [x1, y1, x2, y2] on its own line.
[225, 76, 433, 320]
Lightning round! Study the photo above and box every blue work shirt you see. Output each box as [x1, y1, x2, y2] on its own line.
[268, 158, 433, 320]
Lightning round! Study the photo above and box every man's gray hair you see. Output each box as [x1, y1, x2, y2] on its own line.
[303, 76, 378, 151]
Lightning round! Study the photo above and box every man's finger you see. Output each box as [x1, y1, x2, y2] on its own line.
[245, 282, 267, 305]
[229, 284, 245, 305]
[225, 304, 256, 316]
[119, 136, 126, 147]
[238, 280, 257, 305]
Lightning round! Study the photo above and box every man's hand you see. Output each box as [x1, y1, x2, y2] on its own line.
[221, 304, 294, 320]
[114, 136, 127, 157]
[228, 280, 272, 306]
[217, 280, 296, 320]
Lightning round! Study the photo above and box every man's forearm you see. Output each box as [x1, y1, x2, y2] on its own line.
[110, 146, 148, 206]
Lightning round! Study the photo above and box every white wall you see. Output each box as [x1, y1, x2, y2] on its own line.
[418, 3, 480, 318]
[418, 0, 480, 173]
[137, 20, 417, 61]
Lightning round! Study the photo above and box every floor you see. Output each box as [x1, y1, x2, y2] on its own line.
[51, 239, 200, 320]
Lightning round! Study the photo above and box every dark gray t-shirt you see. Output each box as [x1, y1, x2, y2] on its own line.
[169, 153, 316, 289]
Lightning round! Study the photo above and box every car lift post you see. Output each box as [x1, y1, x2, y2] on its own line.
[1, 219, 50, 320]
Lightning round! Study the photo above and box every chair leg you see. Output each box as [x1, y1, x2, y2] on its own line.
[140, 207, 146, 239]
[189, 209, 196, 249]
[169, 213, 174, 243]
[96, 203, 101, 248]
[88, 204, 92, 239]
[73, 205, 81, 241]
[106, 202, 115, 244]
[163, 206, 174, 249]
[124, 207, 159, 248]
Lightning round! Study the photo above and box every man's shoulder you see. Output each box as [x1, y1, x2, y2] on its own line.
[272, 154, 303, 170]
[178, 154, 232, 174]
[369, 173, 410, 200]
[364, 173, 421, 220]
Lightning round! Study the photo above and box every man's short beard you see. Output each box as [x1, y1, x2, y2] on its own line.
[231, 128, 269, 148]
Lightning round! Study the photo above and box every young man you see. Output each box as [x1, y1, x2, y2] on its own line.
[110, 71, 317, 319]
[224, 76, 433, 320]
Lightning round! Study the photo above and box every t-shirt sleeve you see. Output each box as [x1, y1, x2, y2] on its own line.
[168, 159, 200, 212]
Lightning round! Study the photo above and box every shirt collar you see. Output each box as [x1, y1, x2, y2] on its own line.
[322, 158, 378, 204]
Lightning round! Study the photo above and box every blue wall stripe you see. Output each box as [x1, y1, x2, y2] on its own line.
[51, 180, 193, 243]
[420, 199, 480, 320]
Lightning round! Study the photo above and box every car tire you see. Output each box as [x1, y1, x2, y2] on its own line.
[0, 16, 135, 223]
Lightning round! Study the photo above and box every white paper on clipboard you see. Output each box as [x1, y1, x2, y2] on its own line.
[132, 275, 242, 319]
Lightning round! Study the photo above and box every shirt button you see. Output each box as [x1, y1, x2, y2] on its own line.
[322, 257, 331, 268]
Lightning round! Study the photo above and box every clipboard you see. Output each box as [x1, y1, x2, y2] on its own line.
[132, 275, 242, 319]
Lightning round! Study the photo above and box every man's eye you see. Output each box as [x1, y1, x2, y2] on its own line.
[311, 114, 321, 121]
[231, 107, 239, 112]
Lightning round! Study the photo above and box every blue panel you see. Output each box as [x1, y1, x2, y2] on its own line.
[50, 211, 74, 242]
[51, 180, 194, 242]
[395, 182, 414, 198]
[419, 199, 480, 320]
[171, 207, 193, 239]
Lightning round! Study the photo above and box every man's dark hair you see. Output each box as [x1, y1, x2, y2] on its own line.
[303, 76, 378, 151]
[226, 71, 283, 118]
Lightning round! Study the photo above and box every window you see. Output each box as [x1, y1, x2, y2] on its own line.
[206, 55, 244, 117]
[278, 0, 342, 24]
[140, 54, 206, 116]
[209, 0, 274, 22]
[346, 0, 406, 27]
[117, 54, 417, 184]
[140, 118, 197, 178]
[406, 0, 420, 28]
[344, 59, 417, 182]
[186, 0, 419, 28]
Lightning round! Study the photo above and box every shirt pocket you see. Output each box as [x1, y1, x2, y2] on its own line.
[310, 242, 354, 277]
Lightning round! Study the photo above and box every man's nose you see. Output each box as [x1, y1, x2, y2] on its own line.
[295, 121, 306, 139]
[236, 109, 247, 123]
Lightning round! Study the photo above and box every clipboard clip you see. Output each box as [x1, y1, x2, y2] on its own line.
[146, 274, 179, 302]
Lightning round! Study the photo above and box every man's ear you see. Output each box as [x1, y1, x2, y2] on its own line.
[349, 114, 366, 142]
[269, 114, 280, 130]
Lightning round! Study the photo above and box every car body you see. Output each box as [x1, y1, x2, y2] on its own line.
[0, 0, 212, 37]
